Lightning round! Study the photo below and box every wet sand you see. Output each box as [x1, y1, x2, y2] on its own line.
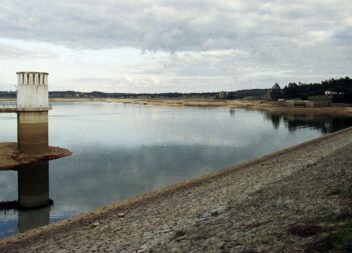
[0, 127, 351, 252]
[0, 143, 71, 170]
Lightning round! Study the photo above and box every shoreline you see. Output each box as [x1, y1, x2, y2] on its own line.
[1, 127, 352, 252]
[1, 97, 352, 116]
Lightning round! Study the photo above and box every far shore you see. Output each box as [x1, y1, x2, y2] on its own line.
[1, 97, 352, 116]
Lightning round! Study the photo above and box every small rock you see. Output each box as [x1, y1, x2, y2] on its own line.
[118, 212, 125, 218]
[91, 222, 100, 228]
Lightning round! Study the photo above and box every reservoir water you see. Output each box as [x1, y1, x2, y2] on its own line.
[0, 102, 352, 238]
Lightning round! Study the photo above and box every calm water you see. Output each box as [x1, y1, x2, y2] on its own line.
[1, 102, 352, 238]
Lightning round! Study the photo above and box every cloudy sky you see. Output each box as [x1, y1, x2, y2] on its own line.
[0, 0, 351, 93]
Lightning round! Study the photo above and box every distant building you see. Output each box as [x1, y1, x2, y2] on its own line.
[217, 91, 229, 98]
[325, 90, 344, 96]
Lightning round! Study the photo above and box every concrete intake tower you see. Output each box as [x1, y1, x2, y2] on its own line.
[0, 71, 70, 170]
[16, 72, 50, 155]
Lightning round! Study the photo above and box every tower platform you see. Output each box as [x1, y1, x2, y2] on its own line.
[0, 143, 71, 170]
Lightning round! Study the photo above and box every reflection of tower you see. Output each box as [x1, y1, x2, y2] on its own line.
[16, 72, 50, 155]
[17, 162, 51, 233]
[18, 206, 51, 233]
[18, 162, 49, 208]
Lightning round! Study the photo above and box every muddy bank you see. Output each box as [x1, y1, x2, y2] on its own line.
[0, 143, 72, 170]
[0, 127, 351, 252]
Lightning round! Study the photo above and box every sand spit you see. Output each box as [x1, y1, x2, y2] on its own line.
[0, 143, 72, 170]
[0, 127, 351, 252]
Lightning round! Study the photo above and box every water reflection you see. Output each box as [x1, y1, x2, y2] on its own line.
[0, 162, 52, 234]
[229, 109, 236, 116]
[18, 206, 51, 233]
[264, 112, 352, 133]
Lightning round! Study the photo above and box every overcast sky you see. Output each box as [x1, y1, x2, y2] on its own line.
[0, 0, 351, 93]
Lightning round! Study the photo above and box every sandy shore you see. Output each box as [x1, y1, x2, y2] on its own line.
[0, 127, 351, 252]
[0, 143, 72, 170]
[129, 98, 352, 116]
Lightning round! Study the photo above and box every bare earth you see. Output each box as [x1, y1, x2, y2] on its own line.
[0, 127, 351, 252]
[0, 143, 72, 170]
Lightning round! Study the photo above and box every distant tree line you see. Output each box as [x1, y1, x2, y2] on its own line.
[0, 89, 269, 100]
[48, 90, 271, 99]
[217, 89, 269, 100]
[268, 77, 352, 103]
[48, 91, 218, 99]
[0, 91, 15, 98]
[0, 77, 350, 103]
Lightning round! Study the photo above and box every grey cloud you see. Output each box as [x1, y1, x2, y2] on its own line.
[72, 77, 118, 85]
[0, 43, 56, 58]
[0, 0, 351, 92]
[331, 27, 352, 46]
[0, 0, 350, 52]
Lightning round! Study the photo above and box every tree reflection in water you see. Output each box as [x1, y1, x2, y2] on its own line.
[264, 112, 352, 133]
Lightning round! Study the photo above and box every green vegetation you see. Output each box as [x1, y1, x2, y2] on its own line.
[321, 182, 352, 252]
[302, 180, 352, 252]
[279, 77, 352, 103]
[308, 96, 332, 102]
[328, 221, 352, 252]
[329, 182, 352, 252]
